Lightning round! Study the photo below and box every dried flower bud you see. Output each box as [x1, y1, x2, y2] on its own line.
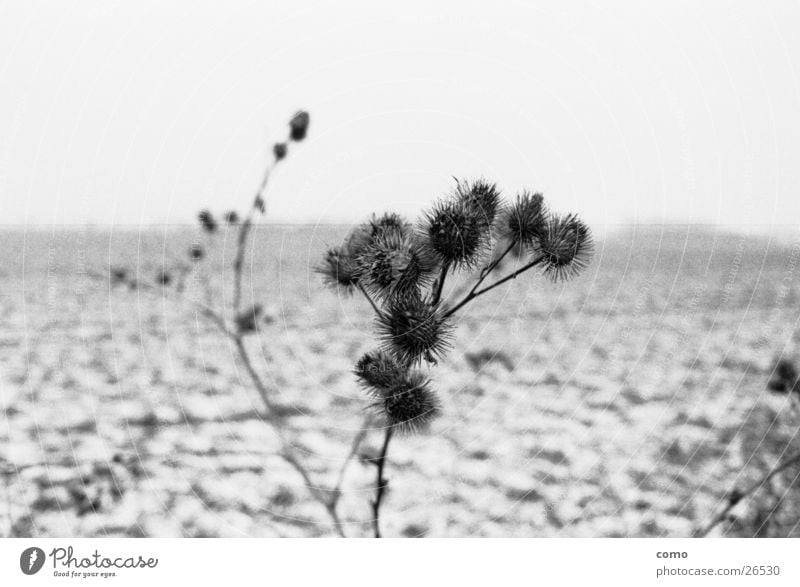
[198, 210, 217, 233]
[355, 350, 404, 390]
[457, 178, 502, 228]
[502, 192, 547, 247]
[273, 142, 288, 161]
[537, 213, 593, 281]
[421, 197, 490, 270]
[224, 210, 239, 224]
[377, 296, 452, 365]
[189, 244, 204, 261]
[289, 110, 310, 141]
[376, 373, 441, 434]
[156, 270, 171, 286]
[356, 231, 435, 302]
[254, 196, 266, 214]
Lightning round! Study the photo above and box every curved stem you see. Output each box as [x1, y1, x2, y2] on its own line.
[694, 449, 800, 537]
[371, 426, 394, 538]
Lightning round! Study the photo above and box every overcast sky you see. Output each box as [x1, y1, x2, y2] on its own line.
[1, 0, 798, 229]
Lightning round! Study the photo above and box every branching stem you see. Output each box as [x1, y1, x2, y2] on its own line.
[443, 254, 544, 319]
[468, 241, 515, 298]
[96, 130, 357, 537]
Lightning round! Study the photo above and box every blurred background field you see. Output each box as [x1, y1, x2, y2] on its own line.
[1, 224, 799, 537]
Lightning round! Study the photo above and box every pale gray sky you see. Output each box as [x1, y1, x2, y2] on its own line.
[1, 0, 799, 228]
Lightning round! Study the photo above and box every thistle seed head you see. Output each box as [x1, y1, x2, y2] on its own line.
[198, 210, 218, 233]
[377, 296, 452, 365]
[354, 350, 405, 390]
[317, 214, 417, 293]
[502, 191, 547, 247]
[421, 197, 490, 270]
[377, 373, 441, 434]
[457, 178, 502, 228]
[318, 246, 361, 290]
[316, 222, 374, 291]
[289, 110, 310, 141]
[356, 231, 435, 301]
[224, 210, 239, 224]
[367, 212, 411, 240]
[538, 213, 594, 281]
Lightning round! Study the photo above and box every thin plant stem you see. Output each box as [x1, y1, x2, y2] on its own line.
[371, 425, 394, 538]
[443, 255, 544, 319]
[694, 449, 800, 537]
[430, 261, 450, 306]
[468, 241, 515, 298]
[98, 266, 350, 536]
[232, 129, 290, 316]
[327, 413, 374, 537]
[225, 149, 361, 535]
[331, 414, 373, 500]
[232, 334, 280, 415]
[95, 122, 363, 537]
[232, 177, 267, 315]
[358, 283, 383, 317]
[472, 255, 544, 297]
[325, 503, 346, 538]
[233, 332, 350, 535]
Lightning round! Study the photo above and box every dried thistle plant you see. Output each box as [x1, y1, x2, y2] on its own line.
[319, 179, 594, 536]
[89, 110, 383, 537]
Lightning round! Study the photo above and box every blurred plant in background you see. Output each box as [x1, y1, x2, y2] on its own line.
[82, 110, 376, 537]
[694, 357, 800, 537]
[319, 179, 593, 536]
